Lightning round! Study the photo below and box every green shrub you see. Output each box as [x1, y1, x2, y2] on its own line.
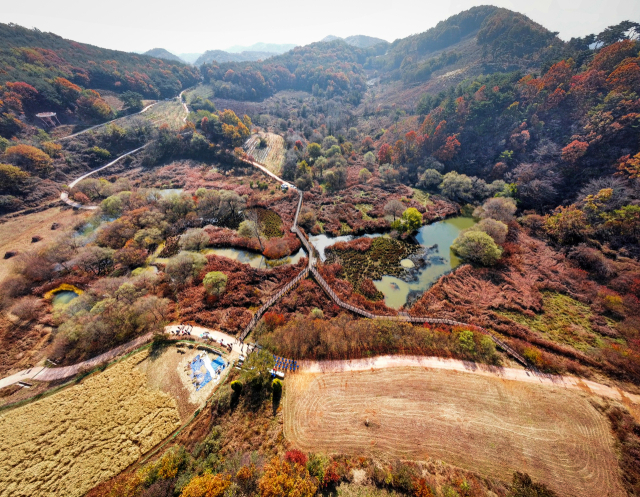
[230, 380, 243, 394]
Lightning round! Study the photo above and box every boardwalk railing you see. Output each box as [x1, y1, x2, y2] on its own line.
[239, 267, 310, 341]
[240, 157, 532, 369]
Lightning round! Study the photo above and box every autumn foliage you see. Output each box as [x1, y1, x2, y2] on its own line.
[180, 473, 231, 497]
[258, 457, 317, 497]
[3, 144, 52, 175]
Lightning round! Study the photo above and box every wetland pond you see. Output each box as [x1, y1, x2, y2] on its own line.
[310, 217, 476, 309]
[51, 291, 79, 307]
[202, 247, 306, 269]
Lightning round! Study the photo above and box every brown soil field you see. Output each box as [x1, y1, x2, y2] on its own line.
[0, 207, 90, 283]
[284, 367, 625, 497]
[0, 350, 181, 497]
[244, 132, 285, 175]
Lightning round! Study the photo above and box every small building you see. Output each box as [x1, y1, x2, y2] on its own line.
[280, 183, 289, 192]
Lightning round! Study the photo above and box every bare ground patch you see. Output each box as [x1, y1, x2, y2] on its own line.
[0, 350, 181, 497]
[136, 344, 228, 421]
[284, 367, 625, 497]
[0, 207, 90, 282]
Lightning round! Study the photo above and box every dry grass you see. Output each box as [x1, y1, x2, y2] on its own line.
[284, 367, 625, 497]
[137, 100, 185, 129]
[0, 350, 181, 497]
[244, 132, 285, 175]
[185, 85, 214, 102]
[0, 207, 90, 283]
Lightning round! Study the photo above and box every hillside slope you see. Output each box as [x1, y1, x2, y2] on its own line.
[194, 50, 277, 66]
[144, 48, 184, 63]
[321, 34, 388, 48]
[0, 23, 200, 103]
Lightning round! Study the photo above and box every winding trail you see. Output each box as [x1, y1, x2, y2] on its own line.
[57, 102, 159, 141]
[60, 144, 149, 209]
[59, 90, 193, 210]
[238, 155, 529, 367]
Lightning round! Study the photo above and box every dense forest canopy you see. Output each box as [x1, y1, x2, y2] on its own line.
[201, 40, 382, 102]
[0, 23, 200, 104]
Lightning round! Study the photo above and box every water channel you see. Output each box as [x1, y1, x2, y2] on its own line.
[203, 247, 306, 269]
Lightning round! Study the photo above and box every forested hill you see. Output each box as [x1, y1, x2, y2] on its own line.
[369, 6, 562, 82]
[143, 48, 184, 63]
[199, 7, 562, 102]
[200, 40, 380, 102]
[0, 23, 200, 101]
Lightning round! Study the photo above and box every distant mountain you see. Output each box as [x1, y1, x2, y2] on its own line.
[144, 48, 183, 63]
[321, 35, 388, 48]
[321, 35, 342, 43]
[226, 42, 296, 54]
[178, 53, 203, 64]
[194, 50, 277, 66]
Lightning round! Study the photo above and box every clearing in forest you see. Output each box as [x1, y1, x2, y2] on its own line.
[136, 99, 186, 129]
[0, 350, 181, 497]
[244, 132, 285, 175]
[284, 367, 625, 497]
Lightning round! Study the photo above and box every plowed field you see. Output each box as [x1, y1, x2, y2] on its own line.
[284, 367, 624, 497]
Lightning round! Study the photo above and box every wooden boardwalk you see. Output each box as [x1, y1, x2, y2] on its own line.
[239, 157, 530, 368]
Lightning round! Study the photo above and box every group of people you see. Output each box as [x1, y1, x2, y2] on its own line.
[172, 324, 193, 336]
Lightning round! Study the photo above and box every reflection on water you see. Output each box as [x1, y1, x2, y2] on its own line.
[52, 291, 79, 307]
[373, 217, 476, 309]
[309, 233, 384, 261]
[203, 247, 306, 269]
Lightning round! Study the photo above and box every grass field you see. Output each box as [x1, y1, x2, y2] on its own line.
[284, 367, 625, 497]
[0, 350, 181, 497]
[498, 291, 618, 352]
[244, 132, 285, 175]
[185, 84, 214, 103]
[0, 207, 90, 283]
[136, 100, 186, 129]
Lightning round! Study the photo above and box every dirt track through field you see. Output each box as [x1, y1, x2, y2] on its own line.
[285, 367, 626, 497]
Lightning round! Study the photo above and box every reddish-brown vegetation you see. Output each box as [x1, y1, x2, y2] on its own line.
[176, 254, 308, 334]
[409, 225, 640, 383]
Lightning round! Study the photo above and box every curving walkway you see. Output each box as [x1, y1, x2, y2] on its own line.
[0, 332, 153, 389]
[299, 354, 640, 409]
[60, 144, 149, 209]
[237, 155, 529, 367]
[0, 325, 246, 390]
[57, 102, 159, 141]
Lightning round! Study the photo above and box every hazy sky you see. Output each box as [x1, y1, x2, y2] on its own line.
[4, 0, 640, 54]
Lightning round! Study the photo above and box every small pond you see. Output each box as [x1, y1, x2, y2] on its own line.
[309, 217, 476, 309]
[374, 217, 476, 309]
[51, 291, 79, 307]
[203, 247, 306, 269]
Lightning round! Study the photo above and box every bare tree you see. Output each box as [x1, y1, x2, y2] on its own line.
[384, 199, 405, 221]
[245, 209, 264, 251]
